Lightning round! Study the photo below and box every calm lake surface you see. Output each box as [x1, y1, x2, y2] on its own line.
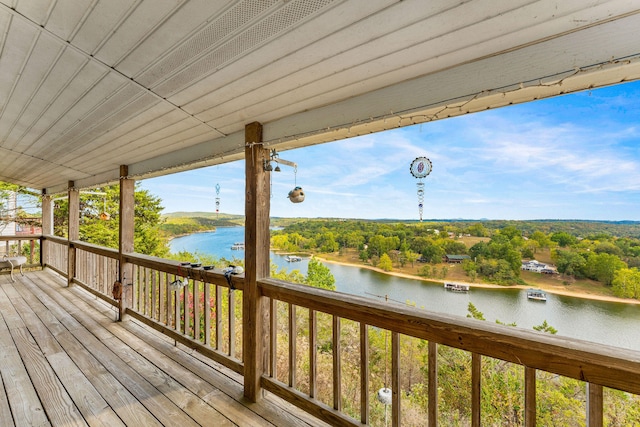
[170, 227, 640, 352]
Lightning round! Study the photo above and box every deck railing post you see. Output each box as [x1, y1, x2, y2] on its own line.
[118, 165, 135, 321]
[41, 192, 53, 267]
[243, 122, 270, 401]
[67, 181, 79, 287]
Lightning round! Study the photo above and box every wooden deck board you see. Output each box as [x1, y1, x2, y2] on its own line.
[0, 269, 325, 427]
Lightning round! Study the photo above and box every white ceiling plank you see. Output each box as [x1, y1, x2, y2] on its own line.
[13, 0, 54, 26]
[94, 0, 188, 67]
[194, 0, 628, 127]
[8, 47, 88, 153]
[1, 0, 640, 192]
[23, 60, 109, 156]
[46, 0, 96, 42]
[70, 0, 138, 56]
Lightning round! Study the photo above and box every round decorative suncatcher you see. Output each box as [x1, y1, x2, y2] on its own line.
[410, 157, 432, 222]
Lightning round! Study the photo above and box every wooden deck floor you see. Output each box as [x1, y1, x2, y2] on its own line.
[0, 269, 328, 427]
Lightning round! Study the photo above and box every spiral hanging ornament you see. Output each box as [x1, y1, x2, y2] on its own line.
[410, 157, 432, 221]
[215, 183, 221, 215]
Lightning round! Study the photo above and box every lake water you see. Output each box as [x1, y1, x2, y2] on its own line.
[170, 227, 640, 352]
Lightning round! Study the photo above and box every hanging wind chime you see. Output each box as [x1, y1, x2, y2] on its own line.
[410, 157, 432, 222]
[215, 183, 221, 215]
[264, 149, 305, 203]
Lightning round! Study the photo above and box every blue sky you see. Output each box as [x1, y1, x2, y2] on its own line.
[140, 80, 640, 221]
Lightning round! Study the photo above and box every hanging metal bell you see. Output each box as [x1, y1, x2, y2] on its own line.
[287, 186, 305, 203]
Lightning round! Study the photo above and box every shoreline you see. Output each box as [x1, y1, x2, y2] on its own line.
[314, 255, 640, 306]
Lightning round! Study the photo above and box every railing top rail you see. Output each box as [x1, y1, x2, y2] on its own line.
[41, 235, 68, 245]
[0, 235, 42, 241]
[72, 240, 119, 259]
[259, 277, 640, 395]
[123, 252, 245, 290]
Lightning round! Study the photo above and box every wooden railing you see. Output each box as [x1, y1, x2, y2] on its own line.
[34, 237, 640, 426]
[259, 278, 640, 427]
[41, 235, 68, 275]
[0, 235, 41, 267]
[40, 236, 245, 375]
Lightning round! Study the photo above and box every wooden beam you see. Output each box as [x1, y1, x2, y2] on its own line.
[67, 182, 79, 287]
[243, 122, 270, 402]
[119, 165, 135, 321]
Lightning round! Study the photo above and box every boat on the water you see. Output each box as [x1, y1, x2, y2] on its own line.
[286, 255, 302, 262]
[444, 282, 470, 293]
[231, 242, 245, 250]
[527, 288, 547, 301]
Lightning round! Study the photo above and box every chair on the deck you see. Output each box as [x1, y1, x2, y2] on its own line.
[0, 255, 27, 282]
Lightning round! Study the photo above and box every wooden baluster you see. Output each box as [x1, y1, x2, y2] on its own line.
[164, 272, 171, 327]
[174, 275, 181, 332]
[525, 366, 536, 426]
[333, 315, 341, 411]
[193, 279, 200, 341]
[229, 289, 236, 358]
[472, 353, 481, 427]
[289, 303, 296, 388]
[270, 299, 277, 378]
[428, 341, 438, 426]
[587, 383, 603, 427]
[360, 323, 369, 425]
[391, 332, 401, 427]
[216, 285, 222, 350]
[147, 268, 153, 317]
[204, 281, 211, 346]
[151, 270, 157, 320]
[309, 309, 317, 398]
[183, 278, 190, 336]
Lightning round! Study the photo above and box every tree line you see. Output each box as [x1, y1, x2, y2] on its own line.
[271, 219, 640, 299]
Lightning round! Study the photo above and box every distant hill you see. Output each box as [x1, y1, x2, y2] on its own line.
[160, 212, 244, 237]
[161, 213, 640, 238]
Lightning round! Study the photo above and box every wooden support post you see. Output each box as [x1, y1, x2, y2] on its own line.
[67, 181, 79, 287]
[119, 165, 135, 321]
[41, 192, 53, 267]
[243, 122, 270, 402]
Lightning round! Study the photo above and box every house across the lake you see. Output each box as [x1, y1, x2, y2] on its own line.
[521, 260, 557, 274]
[443, 254, 471, 263]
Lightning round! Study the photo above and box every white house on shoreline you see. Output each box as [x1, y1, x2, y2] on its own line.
[521, 260, 557, 274]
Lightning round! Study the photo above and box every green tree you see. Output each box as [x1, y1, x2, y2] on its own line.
[612, 268, 640, 299]
[421, 243, 445, 263]
[530, 230, 552, 249]
[553, 249, 586, 277]
[54, 184, 168, 256]
[584, 252, 627, 285]
[305, 257, 336, 290]
[466, 223, 488, 237]
[378, 253, 393, 272]
[550, 231, 577, 247]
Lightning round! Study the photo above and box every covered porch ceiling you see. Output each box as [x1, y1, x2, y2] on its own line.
[1, 0, 640, 195]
